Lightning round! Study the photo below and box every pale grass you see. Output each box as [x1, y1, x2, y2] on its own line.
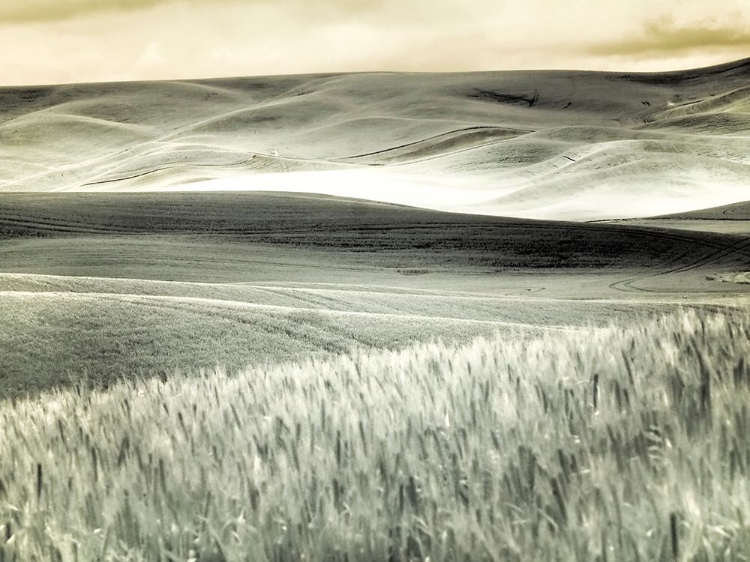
[1, 308, 750, 561]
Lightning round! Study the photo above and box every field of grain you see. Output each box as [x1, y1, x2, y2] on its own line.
[3, 60, 750, 561]
[3, 191, 748, 399]
[3, 61, 750, 222]
[1, 308, 749, 561]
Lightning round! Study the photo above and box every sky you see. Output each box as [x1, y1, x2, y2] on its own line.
[0, 0, 748, 86]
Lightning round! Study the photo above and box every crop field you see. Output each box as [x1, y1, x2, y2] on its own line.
[0, 192, 743, 271]
[2, 192, 749, 399]
[1, 308, 749, 561]
[3, 60, 750, 561]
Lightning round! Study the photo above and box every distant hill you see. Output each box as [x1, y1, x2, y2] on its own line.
[1, 59, 749, 221]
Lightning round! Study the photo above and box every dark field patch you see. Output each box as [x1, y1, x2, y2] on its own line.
[0, 191, 744, 271]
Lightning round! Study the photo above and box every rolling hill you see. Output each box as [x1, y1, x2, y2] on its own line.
[1, 59, 749, 220]
[1, 191, 749, 397]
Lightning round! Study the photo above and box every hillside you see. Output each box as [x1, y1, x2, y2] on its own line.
[1, 191, 749, 395]
[1, 60, 749, 220]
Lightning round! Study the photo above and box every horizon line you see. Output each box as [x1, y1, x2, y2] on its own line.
[2, 55, 748, 90]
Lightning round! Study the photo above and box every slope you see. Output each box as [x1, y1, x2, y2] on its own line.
[1, 60, 749, 220]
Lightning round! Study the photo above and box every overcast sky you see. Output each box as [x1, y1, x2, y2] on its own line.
[1, 0, 749, 86]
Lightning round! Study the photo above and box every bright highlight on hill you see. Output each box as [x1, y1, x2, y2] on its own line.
[2, 60, 750, 220]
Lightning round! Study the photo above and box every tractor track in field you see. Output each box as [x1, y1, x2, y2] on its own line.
[609, 236, 750, 293]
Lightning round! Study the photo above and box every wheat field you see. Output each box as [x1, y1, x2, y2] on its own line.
[1, 308, 748, 561]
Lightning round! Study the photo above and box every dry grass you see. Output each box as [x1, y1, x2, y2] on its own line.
[1, 308, 749, 561]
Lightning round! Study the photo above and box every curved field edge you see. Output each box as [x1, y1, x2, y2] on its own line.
[0, 286, 681, 399]
[1, 275, 744, 399]
[0, 291, 507, 398]
[1, 308, 750, 561]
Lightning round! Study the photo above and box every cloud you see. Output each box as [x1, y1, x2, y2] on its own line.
[0, 0, 472, 23]
[0, 0, 169, 22]
[0, 0, 747, 85]
[136, 42, 168, 68]
[587, 15, 750, 57]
